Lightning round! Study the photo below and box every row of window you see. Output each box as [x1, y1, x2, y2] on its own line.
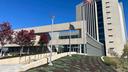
[59, 35, 80, 39]
[105, 1, 114, 44]
[106, 1, 111, 21]
[106, 1, 115, 50]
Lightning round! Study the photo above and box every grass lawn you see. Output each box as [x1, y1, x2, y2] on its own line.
[26, 55, 83, 72]
[26, 55, 116, 72]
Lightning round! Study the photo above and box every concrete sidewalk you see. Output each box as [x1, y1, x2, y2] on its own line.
[0, 64, 23, 72]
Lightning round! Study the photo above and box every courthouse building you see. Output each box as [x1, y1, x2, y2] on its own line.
[1, 0, 126, 56]
[76, 0, 126, 56]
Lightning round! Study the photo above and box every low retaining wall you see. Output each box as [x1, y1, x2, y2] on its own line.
[0, 53, 56, 64]
[19, 52, 77, 72]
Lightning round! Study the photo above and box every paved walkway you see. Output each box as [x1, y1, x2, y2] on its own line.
[0, 64, 23, 72]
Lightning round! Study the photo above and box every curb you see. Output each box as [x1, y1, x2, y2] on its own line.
[101, 56, 104, 62]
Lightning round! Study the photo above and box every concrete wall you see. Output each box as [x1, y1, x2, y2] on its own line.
[15, 21, 82, 33]
[86, 34, 104, 56]
[102, 0, 126, 56]
[0, 53, 56, 64]
[1, 21, 104, 57]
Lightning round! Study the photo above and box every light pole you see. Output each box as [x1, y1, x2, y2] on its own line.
[48, 16, 55, 66]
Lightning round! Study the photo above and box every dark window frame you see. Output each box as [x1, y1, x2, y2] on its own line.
[106, 11, 111, 13]
[107, 23, 112, 25]
[108, 35, 113, 37]
[107, 17, 111, 19]
[109, 41, 114, 43]
[106, 2, 110, 4]
[106, 6, 110, 8]
[108, 29, 112, 31]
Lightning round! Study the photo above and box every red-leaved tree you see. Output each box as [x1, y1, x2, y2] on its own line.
[39, 33, 53, 65]
[15, 29, 36, 62]
[39, 33, 50, 45]
[0, 22, 13, 56]
[39, 33, 51, 52]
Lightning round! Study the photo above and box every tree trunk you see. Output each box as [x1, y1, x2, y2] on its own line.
[42, 46, 44, 58]
[34, 48, 36, 60]
[38, 48, 40, 59]
[19, 46, 24, 64]
[48, 46, 53, 66]
[27, 47, 30, 63]
[0, 45, 5, 57]
[0, 46, 3, 56]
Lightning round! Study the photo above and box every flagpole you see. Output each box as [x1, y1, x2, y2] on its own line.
[51, 16, 55, 52]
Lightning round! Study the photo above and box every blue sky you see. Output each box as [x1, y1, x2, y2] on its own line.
[0, 0, 127, 34]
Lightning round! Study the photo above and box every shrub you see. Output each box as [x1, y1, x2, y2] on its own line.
[103, 56, 117, 67]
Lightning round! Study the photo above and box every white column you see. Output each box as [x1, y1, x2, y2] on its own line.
[82, 4, 87, 55]
[79, 44, 82, 53]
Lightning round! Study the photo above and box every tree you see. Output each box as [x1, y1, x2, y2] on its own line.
[121, 42, 128, 59]
[39, 33, 50, 46]
[14, 29, 36, 63]
[0, 22, 13, 56]
[26, 30, 36, 63]
[39, 33, 52, 65]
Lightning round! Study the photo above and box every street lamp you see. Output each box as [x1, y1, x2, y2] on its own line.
[48, 16, 55, 66]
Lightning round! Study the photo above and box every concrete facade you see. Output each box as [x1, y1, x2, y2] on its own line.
[76, 0, 126, 56]
[2, 21, 104, 56]
[102, 0, 126, 56]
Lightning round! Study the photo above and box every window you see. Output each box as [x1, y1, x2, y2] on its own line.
[106, 2, 110, 4]
[107, 17, 111, 19]
[109, 41, 114, 43]
[108, 48, 114, 54]
[108, 29, 112, 31]
[107, 23, 112, 25]
[106, 6, 110, 8]
[106, 11, 111, 13]
[108, 35, 113, 37]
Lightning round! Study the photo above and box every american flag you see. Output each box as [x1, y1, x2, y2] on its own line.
[83, 0, 92, 4]
[69, 24, 75, 30]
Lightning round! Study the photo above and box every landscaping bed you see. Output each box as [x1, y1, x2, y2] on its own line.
[103, 56, 128, 72]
